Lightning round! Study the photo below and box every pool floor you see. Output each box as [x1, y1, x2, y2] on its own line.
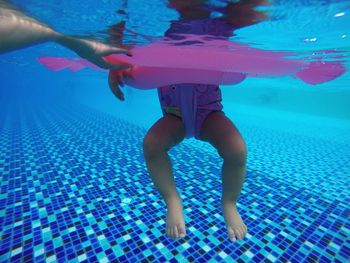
[0, 102, 349, 262]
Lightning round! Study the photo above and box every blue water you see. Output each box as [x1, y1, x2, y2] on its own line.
[1, 1, 350, 262]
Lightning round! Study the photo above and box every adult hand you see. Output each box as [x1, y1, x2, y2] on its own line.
[108, 68, 134, 101]
[57, 36, 133, 70]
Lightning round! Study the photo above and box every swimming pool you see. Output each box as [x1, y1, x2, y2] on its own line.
[0, 0, 349, 262]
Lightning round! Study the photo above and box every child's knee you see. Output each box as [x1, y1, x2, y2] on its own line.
[143, 133, 165, 158]
[218, 138, 247, 166]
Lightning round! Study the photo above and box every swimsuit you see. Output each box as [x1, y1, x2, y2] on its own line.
[157, 18, 233, 139]
[158, 84, 223, 139]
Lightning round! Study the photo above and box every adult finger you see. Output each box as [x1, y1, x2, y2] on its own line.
[105, 60, 133, 70]
[99, 47, 132, 57]
[89, 56, 130, 70]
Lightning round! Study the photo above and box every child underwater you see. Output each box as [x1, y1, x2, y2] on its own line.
[109, 0, 270, 241]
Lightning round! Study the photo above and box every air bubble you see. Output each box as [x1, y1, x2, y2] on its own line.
[334, 12, 345, 17]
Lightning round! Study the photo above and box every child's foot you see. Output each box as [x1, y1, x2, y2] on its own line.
[221, 201, 247, 241]
[165, 196, 186, 239]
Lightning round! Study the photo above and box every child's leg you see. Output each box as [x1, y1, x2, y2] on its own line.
[200, 111, 247, 242]
[143, 114, 186, 239]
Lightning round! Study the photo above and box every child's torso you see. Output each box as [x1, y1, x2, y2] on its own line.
[158, 18, 232, 117]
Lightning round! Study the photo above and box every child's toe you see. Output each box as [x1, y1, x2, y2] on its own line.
[173, 226, 179, 238]
[235, 227, 243, 240]
[227, 227, 236, 241]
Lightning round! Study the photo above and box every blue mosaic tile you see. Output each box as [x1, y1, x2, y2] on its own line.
[0, 103, 349, 262]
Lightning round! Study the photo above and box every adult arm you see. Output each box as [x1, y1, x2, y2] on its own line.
[0, 1, 131, 70]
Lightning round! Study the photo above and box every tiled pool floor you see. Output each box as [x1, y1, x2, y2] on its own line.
[0, 103, 349, 262]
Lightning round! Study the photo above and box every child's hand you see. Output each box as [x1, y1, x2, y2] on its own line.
[108, 68, 134, 101]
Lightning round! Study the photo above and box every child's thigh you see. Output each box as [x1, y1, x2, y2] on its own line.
[199, 111, 245, 153]
[144, 114, 185, 151]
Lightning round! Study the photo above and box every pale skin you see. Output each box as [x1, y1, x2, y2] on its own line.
[109, 71, 248, 241]
[0, 0, 131, 70]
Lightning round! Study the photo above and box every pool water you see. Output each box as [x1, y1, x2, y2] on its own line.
[0, 1, 349, 262]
